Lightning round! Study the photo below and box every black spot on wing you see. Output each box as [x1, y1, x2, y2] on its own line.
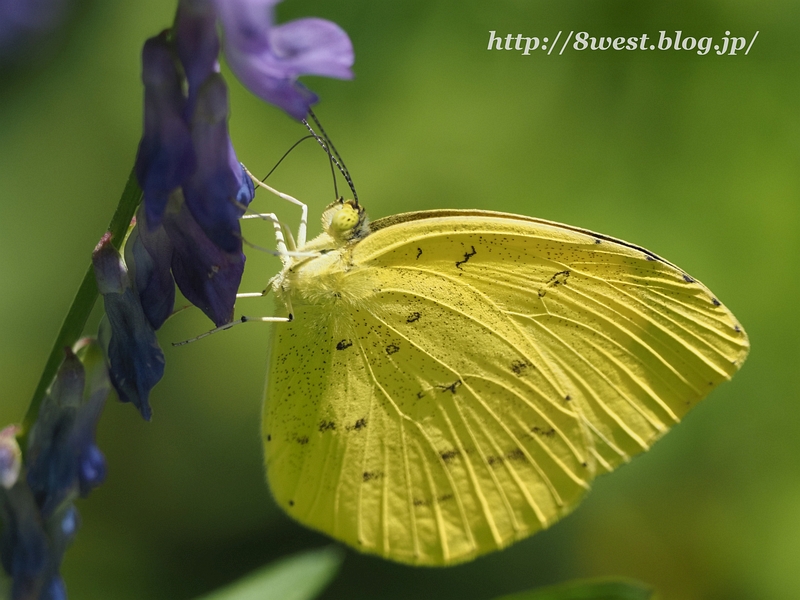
[506, 448, 526, 462]
[437, 380, 462, 394]
[336, 339, 352, 350]
[486, 455, 501, 466]
[362, 471, 384, 483]
[455, 245, 477, 270]
[295, 435, 309, 445]
[416, 247, 422, 259]
[487, 448, 527, 468]
[712, 297, 721, 306]
[683, 274, 695, 283]
[531, 426, 556, 438]
[319, 420, 336, 432]
[511, 360, 532, 375]
[413, 494, 454, 507]
[346, 418, 367, 432]
[406, 311, 421, 323]
[440, 449, 461, 463]
[386, 343, 400, 355]
[538, 270, 570, 298]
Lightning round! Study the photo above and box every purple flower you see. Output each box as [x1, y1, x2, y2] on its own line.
[174, 0, 220, 114]
[0, 0, 71, 65]
[123, 0, 352, 415]
[0, 480, 51, 600]
[1, 473, 77, 600]
[133, 192, 248, 330]
[135, 32, 195, 229]
[133, 7, 255, 334]
[125, 214, 175, 331]
[26, 344, 109, 515]
[134, 0, 352, 233]
[165, 196, 248, 326]
[94, 236, 164, 421]
[213, 0, 354, 119]
[1, 341, 110, 599]
[183, 73, 255, 253]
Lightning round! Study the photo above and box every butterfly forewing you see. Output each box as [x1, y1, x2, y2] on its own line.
[356, 214, 748, 471]
[263, 210, 749, 566]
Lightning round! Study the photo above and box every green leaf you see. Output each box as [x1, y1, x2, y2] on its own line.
[491, 578, 655, 600]
[195, 547, 344, 600]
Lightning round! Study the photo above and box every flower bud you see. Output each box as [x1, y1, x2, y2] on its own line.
[0, 426, 21, 490]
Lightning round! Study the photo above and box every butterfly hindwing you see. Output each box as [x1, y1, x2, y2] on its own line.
[265, 284, 591, 564]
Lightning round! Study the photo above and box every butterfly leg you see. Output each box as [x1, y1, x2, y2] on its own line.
[244, 167, 309, 248]
[172, 312, 292, 346]
[236, 273, 280, 300]
[173, 279, 294, 346]
[241, 213, 320, 259]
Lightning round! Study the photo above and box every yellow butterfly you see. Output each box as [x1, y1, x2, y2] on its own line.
[258, 195, 748, 566]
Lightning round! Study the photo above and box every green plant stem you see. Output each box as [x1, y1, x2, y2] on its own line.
[20, 166, 142, 443]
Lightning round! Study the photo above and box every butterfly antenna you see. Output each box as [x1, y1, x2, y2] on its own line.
[304, 109, 359, 206]
[300, 117, 342, 201]
[260, 134, 319, 182]
[307, 123, 340, 201]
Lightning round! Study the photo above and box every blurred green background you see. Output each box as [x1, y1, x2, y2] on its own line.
[1, 0, 798, 598]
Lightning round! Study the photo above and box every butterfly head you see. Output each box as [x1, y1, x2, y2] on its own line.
[322, 198, 369, 243]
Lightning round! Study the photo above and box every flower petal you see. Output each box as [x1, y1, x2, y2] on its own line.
[76, 445, 105, 498]
[25, 350, 84, 516]
[174, 0, 220, 116]
[25, 343, 109, 516]
[269, 18, 355, 79]
[182, 73, 254, 253]
[126, 209, 176, 330]
[0, 478, 76, 600]
[211, 0, 279, 55]
[94, 238, 164, 421]
[135, 32, 196, 226]
[164, 192, 246, 327]
[0, 0, 70, 65]
[71, 342, 108, 496]
[214, 0, 353, 119]
[0, 480, 49, 599]
[41, 574, 68, 600]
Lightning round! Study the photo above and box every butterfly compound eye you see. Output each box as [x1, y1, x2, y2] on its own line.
[324, 199, 367, 242]
[331, 204, 359, 232]
[320, 199, 368, 246]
